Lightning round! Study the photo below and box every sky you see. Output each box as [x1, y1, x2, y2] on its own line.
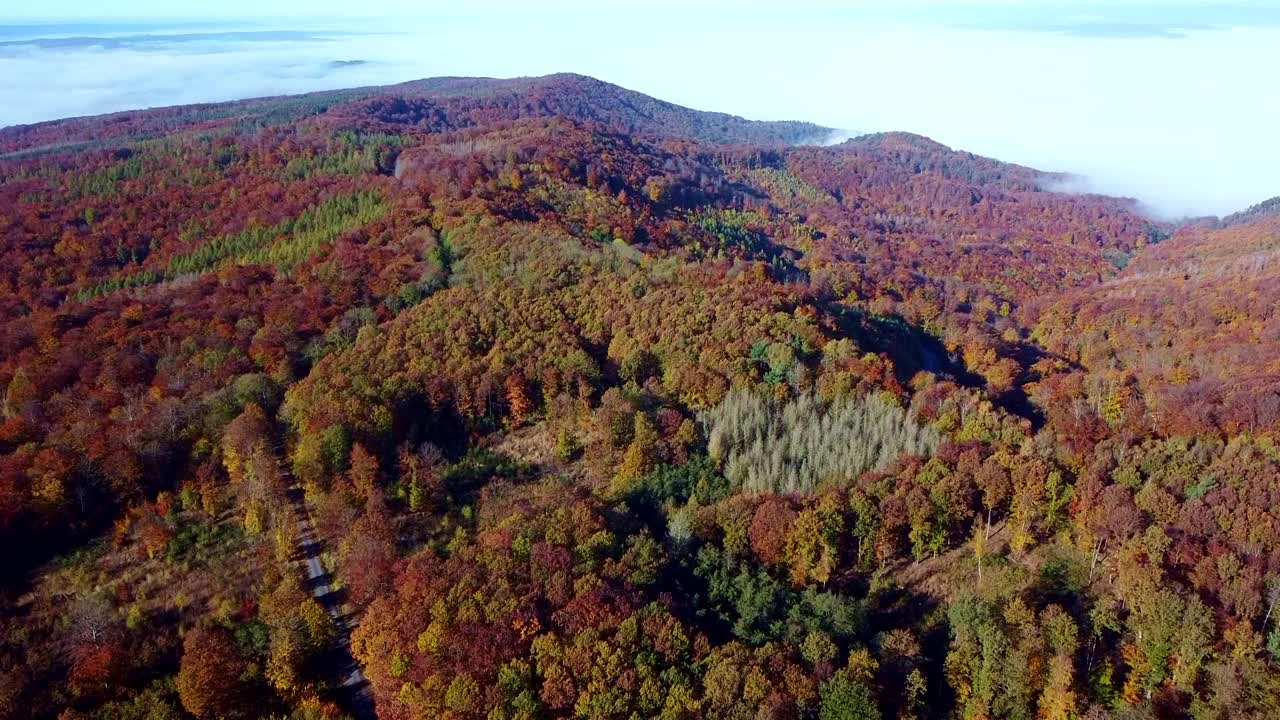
[1, 1, 1278, 218]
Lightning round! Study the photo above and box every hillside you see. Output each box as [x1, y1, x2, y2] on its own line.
[0, 75, 1277, 720]
[1034, 210, 1280, 435]
[1222, 195, 1280, 227]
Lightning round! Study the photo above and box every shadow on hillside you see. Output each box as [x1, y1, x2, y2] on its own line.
[824, 302, 1052, 429]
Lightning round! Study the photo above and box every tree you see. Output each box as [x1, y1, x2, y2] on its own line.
[2, 367, 36, 419]
[28, 447, 74, 508]
[340, 500, 397, 607]
[819, 673, 881, 720]
[135, 505, 174, 559]
[239, 444, 282, 534]
[1008, 459, 1048, 552]
[1171, 595, 1214, 691]
[292, 424, 350, 487]
[945, 597, 1006, 720]
[400, 441, 442, 513]
[785, 502, 842, 587]
[176, 626, 245, 719]
[1263, 574, 1280, 628]
[974, 456, 1010, 540]
[615, 412, 660, 488]
[749, 498, 797, 567]
[505, 372, 534, 427]
[65, 594, 125, 694]
[221, 403, 271, 484]
[446, 672, 480, 714]
[1039, 605, 1079, 720]
[348, 442, 379, 501]
[1122, 588, 1184, 702]
[1082, 483, 1144, 581]
[265, 629, 304, 698]
[259, 575, 332, 698]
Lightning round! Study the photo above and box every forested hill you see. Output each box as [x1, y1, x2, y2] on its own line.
[1, 75, 1278, 720]
[385, 73, 835, 145]
[0, 72, 831, 157]
[1221, 195, 1280, 227]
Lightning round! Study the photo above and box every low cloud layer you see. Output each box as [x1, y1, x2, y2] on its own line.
[0, 24, 393, 126]
[1, 9, 1276, 218]
[935, 3, 1280, 39]
[0, 30, 348, 50]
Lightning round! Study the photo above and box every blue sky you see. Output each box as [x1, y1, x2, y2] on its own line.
[1, 2, 1277, 217]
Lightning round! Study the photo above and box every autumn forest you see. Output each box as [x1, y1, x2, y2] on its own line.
[0, 73, 1278, 720]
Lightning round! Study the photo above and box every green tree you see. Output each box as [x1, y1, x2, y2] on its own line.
[445, 672, 481, 714]
[819, 673, 881, 720]
[292, 424, 350, 486]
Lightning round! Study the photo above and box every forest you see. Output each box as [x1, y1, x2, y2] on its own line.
[0, 72, 1277, 720]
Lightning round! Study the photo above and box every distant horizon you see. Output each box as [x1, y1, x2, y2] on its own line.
[2, 4, 1278, 217]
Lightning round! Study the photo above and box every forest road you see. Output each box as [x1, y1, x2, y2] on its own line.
[279, 448, 376, 719]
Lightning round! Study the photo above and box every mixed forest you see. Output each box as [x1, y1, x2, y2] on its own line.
[0, 72, 1278, 720]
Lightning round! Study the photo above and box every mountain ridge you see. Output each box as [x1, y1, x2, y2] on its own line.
[0, 72, 833, 155]
[2, 72, 1270, 221]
